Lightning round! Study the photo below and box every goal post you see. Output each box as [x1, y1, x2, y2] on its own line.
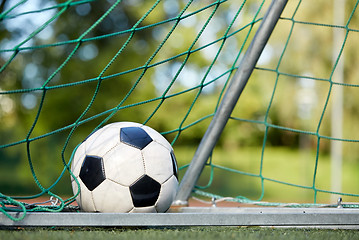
[174, 0, 288, 206]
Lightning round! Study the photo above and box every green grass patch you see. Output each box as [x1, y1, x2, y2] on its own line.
[175, 146, 359, 204]
[1, 227, 359, 240]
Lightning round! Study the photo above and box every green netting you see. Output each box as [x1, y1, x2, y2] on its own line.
[1, 0, 359, 221]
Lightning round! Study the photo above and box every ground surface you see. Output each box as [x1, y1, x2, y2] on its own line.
[1, 226, 359, 240]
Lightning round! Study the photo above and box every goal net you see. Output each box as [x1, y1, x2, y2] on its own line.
[1, 0, 359, 221]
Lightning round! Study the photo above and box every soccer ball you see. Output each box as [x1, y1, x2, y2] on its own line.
[70, 122, 178, 213]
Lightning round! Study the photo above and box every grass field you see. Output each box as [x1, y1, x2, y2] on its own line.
[176, 146, 359, 204]
[1, 227, 359, 240]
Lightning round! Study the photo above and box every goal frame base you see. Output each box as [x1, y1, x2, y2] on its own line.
[2, 207, 359, 228]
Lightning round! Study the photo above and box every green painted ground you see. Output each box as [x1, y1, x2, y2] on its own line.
[1, 227, 359, 240]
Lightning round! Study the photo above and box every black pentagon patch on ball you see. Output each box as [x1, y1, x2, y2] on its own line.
[170, 151, 178, 179]
[120, 127, 153, 150]
[79, 155, 106, 191]
[129, 175, 161, 207]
